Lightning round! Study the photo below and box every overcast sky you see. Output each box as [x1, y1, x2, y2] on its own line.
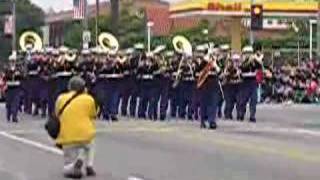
[30, 0, 181, 12]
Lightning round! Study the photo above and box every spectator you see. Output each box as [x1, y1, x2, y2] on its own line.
[55, 76, 98, 178]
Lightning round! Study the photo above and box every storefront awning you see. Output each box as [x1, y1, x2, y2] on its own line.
[170, 0, 319, 18]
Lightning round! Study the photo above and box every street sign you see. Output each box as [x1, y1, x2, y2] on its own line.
[83, 31, 91, 49]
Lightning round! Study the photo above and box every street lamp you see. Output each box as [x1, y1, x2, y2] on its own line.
[147, 21, 154, 53]
[310, 19, 316, 60]
[292, 22, 300, 66]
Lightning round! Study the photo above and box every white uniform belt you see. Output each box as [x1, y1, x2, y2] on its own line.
[242, 72, 256, 77]
[208, 72, 217, 76]
[123, 71, 130, 75]
[28, 71, 38, 75]
[182, 77, 195, 81]
[172, 72, 179, 76]
[7, 81, 21, 86]
[142, 75, 154, 80]
[55, 72, 72, 77]
[99, 74, 123, 78]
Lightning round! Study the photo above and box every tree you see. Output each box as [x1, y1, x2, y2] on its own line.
[0, 0, 44, 59]
[110, 0, 119, 36]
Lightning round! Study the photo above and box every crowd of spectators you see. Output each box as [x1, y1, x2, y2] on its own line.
[261, 60, 320, 104]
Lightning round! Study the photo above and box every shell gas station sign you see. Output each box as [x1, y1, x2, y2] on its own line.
[170, 0, 319, 17]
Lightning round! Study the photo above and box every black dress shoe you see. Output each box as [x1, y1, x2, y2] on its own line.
[209, 122, 217, 130]
[86, 166, 96, 177]
[111, 116, 118, 122]
[249, 118, 256, 123]
[200, 123, 207, 129]
[12, 118, 19, 123]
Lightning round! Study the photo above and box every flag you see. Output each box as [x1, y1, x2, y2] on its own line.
[73, 0, 87, 20]
[4, 15, 13, 35]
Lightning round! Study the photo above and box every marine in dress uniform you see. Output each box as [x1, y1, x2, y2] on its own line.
[101, 51, 124, 121]
[158, 51, 173, 121]
[222, 54, 242, 120]
[137, 52, 159, 120]
[55, 47, 74, 95]
[238, 46, 263, 122]
[47, 49, 60, 116]
[38, 51, 51, 118]
[4, 55, 23, 122]
[25, 51, 41, 115]
[169, 54, 181, 118]
[197, 50, 221, 129]
[177, 56, 195, 120]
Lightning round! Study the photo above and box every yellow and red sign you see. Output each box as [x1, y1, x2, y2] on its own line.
[170, 0, 319, 17]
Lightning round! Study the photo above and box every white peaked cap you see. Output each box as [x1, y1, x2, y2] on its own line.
[242, 46, 254, 53]
[220, 44, 230, 51]
[134, 43, 145, 50]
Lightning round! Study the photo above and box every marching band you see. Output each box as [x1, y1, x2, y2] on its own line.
[4, 31, 263, 130]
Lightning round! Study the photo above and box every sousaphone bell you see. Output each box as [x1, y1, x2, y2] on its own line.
[19, 31, 43, 52]
[172, 35, 192, 56]
[98, 32, 119, 54]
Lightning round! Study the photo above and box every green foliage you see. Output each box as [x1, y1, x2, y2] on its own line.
[0, 0, 44, 59]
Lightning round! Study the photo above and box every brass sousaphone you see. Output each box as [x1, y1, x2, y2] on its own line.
[172, 35, 193, 88]
[172, 35, 192, 56]
[19, 31, 43, 52]
[98, 32, 119, 53]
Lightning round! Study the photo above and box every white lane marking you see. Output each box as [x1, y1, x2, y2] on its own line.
[0, 131, 62, 155]
[239, 126, 320, 137]
[128, 176, 145, 180]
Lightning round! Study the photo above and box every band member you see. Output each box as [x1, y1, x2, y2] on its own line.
[126, 45, 144, 117]
[93, 51, 108, 120]
[47, 49, 60, 116]
[137, 52, 158, 119]
[177, 55, 195, 120]
[192, 45, 208, 121]
[53, 47, 74, 106]
[238, 46, 263, 122]
[223, 54, 241, 120]
[24, 51, 41, 115]
[78, 49, 95, 93]
[158, 51, 173, 121]
[38, 51, 51, 118]
[118, 50, 132, 117]
[103, 51, 123, 121]
[169, 54, 181, 118]
[4, 55, 23, 122]
[197, 50, 221, 129]
[216, 45, 230, 118]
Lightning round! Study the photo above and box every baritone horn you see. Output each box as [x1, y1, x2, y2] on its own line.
[98, 32, 119, 53]
[19, 31, 43, 52]
[172, 35, 192, 56]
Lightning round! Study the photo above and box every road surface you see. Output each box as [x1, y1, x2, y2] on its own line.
[0, 104, 319, 180]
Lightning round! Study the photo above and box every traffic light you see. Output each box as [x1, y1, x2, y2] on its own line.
[251, 4, 263, 30]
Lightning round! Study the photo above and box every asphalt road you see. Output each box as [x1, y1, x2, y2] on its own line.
[0, 104, 319, 180]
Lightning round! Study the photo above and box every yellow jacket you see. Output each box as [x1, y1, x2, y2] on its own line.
[55, 91, 97, 145]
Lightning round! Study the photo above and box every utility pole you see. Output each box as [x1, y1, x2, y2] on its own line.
[95, 0, 99, 46]
[249, 0, 254, 45]
[83, 0, 89, 49]
[317, 0, 320, 59]
[12, 0, 16, 56]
